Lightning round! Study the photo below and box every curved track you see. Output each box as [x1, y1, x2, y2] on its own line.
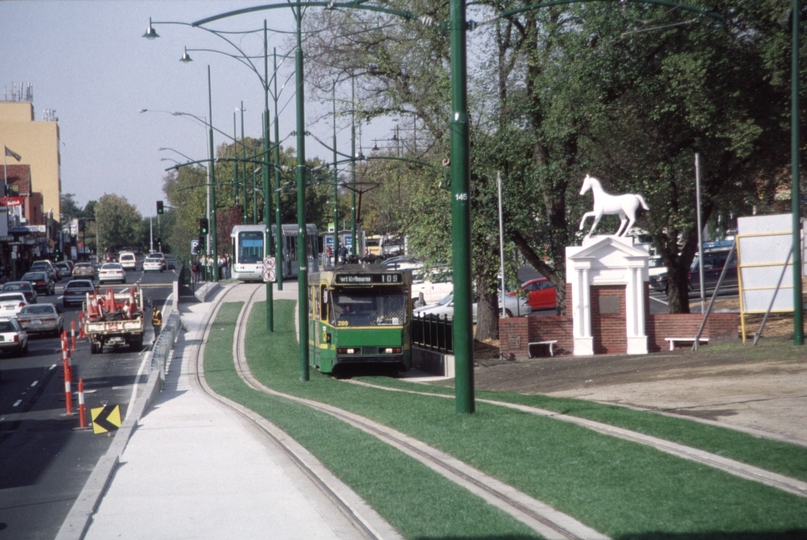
[223, 283, 610, 540]
[187, 283, 399, 540]
[189, 282, 807, 540]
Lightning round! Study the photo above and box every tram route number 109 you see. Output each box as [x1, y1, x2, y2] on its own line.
[381, 274, 400, 283]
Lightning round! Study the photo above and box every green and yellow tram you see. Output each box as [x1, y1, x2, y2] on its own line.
[308, 267, 413, 374]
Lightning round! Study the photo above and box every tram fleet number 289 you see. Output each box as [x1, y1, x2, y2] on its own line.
[308, 268, 413, 375]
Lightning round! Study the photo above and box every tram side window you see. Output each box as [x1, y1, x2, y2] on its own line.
[238, 232, 263, 264]
[320, 285, 328, 321]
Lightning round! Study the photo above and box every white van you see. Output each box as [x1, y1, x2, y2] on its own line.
[119, 251, 137, 271]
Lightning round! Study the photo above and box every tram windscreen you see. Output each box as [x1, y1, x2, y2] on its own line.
[331, 287, 408, 326]
[238, 231, 264, 263]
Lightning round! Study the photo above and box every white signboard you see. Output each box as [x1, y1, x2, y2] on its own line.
[263, 257, 276, 283]
[737, 214, 794, 313]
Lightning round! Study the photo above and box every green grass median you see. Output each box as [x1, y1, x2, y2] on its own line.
[206, 300, 807, 539]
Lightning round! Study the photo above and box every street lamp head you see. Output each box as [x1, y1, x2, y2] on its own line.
[142, 18, 159, 40]
[180, 46, 193, 63]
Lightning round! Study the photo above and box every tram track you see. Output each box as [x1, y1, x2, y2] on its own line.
[190, 280, 807, 540]
[188, 283, 399, 540]
[227, 283, 609, 540]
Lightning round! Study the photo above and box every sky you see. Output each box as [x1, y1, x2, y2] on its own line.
[1, 1, 390, 217]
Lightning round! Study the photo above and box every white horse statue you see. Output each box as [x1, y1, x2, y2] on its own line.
[579, 174, 649, 237]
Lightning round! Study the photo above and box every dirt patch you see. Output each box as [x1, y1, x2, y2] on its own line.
[452, 313, 807, 447]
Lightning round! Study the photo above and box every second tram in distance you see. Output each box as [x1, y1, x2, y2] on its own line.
[308, 267, 413, 375]
[230, 224, 319, 281]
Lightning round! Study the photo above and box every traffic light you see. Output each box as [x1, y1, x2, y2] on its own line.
[54, 244, 61, 260]
[199, 217, 209, 235]
[196, 235, 205, 254]
[157, 200, 164, 214]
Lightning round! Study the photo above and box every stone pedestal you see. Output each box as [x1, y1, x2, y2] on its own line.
[566, 236, 650, 356]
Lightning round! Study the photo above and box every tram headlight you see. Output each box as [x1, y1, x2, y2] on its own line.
[337, 348, 356, 354]
[383, 347, 402, 354]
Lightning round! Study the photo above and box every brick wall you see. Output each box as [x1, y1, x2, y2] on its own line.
[500, 281, 738, 359]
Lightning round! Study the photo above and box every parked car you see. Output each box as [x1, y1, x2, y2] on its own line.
[647, 256, 667, 278]
[119, 251, 137, 271]
[17, 303, 63, 337]
[412, 267, 453, 305]
[511, 277, 557, 310]
[143, 257, 164, 272]
[650, 249, 738, 295]
[72, 262, 96, 278]
[413, 292, 530, 322]
[1, 281, 37, 304]
[55, 261, 72, 278]
[0, 292, 30, 317]
[98, 263, 126, 284]
[62, 279, 97, 307]
[380, 256, 421, 271]
[0, 317, 28, 356]
[21, 271, 56, 295]
[30, 260, 60, 281]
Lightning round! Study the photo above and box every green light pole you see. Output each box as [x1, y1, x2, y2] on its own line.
[273, 47, 285, 293]
[292, 4, 310, 381]
[207, 65, 219, 280]
[791, 0, 803, 346]
[351, 77, 358, 257]
[332, 88, 340, 266]
[448, 0, 474, 413]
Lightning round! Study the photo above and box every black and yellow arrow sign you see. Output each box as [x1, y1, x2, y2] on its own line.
[91, 405, 122, 434]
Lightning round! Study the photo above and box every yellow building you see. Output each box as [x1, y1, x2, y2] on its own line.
[0, 100, 61, 220]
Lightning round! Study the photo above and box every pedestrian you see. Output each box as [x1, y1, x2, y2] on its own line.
[338, 245, 348, 264]
[152, 306, 162, 342]
[225, 254, 231, 279]
[326, 245, 333, 266]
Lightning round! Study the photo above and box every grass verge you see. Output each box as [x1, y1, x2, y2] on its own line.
[210, 299, 807, 539]
[204, 302, 543, 539]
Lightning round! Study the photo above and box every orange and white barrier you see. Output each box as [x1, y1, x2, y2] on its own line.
[63, 360, 72, 415]
[70, 321, 76, 351]
[78, 379, 87, 428]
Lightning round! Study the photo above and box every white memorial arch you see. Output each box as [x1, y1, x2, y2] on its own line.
[566, 236, 650, 355]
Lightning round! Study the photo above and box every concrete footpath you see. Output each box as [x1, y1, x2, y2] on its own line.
[77, 282, 384, 540]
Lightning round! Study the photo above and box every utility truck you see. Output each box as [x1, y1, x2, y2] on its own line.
[83, 287, 145, 353]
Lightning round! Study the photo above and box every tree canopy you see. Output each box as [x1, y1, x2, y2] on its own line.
[300, 0, 804, 335]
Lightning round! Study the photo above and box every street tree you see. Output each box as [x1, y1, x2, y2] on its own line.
[93, 194, 142, 255]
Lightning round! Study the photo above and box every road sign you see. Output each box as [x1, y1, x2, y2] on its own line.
[263, 257, 276, 283]
[91, 404, 122, 434]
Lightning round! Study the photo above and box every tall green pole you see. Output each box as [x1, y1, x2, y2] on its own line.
[294, 7, 310, 381]
[333, 89, 340, 266]
[208, 65, 219, 281]
[792, 0, 804, 346]
[273, 47, 284, 292]
[351, 77, 357, 257]
[263, 21, 274, 332]
[240, 102, 248, 223]
[450, 0, 474, 413]
[233, 112, 241, 223]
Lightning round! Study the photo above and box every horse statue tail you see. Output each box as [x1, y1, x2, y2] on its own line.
[636, 194, 650, 211]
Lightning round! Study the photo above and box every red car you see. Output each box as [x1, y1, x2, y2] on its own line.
[511, 278, 556, 310]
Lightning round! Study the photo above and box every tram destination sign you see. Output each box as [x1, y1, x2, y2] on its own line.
[336, 273, 403, 284]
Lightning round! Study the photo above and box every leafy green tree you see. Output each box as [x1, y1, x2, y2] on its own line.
[60, 193, 84, 223]
[94, 194, 142, 255]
